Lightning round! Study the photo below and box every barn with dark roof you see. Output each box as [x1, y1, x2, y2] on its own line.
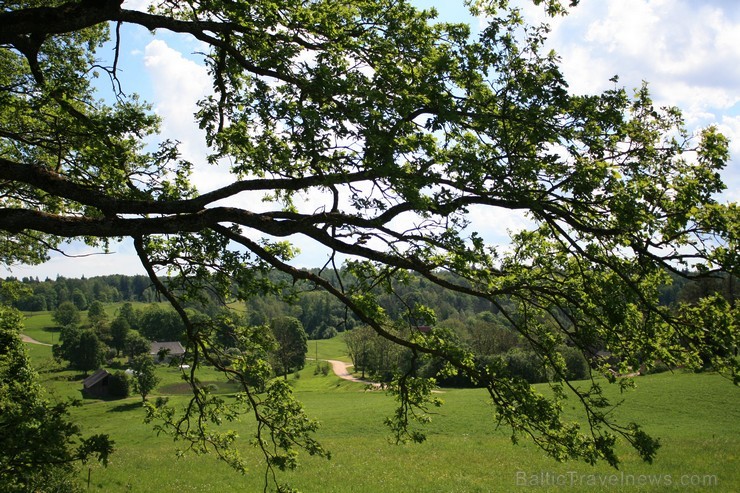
[82, 369, 110, 398]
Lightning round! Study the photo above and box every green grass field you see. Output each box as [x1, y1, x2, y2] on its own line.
[311, 332, 351, 362]
[21, 327, 740, 492]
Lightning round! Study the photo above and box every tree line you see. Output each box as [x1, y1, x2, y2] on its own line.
[6, 268, 735, 335]
[4, 275, 158, 311]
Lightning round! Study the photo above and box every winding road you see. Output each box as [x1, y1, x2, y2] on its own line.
[324, 359, 380, 387]
[20, 334, 52, 346]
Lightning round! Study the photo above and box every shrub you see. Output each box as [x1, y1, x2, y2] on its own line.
[559, 345, 589, 380]
[108, 371, 130, 398]
[505, 348, 547, 383]
[320, 326, 338, 340]
[313, 361, 331, 376]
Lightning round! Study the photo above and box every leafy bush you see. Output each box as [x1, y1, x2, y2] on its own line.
[313, 361, 331, 376]
[320, 326, 338, 340]
[559, 345, 589, 380]
[108, 371, 130, 398]
[505, 348, 547, 384]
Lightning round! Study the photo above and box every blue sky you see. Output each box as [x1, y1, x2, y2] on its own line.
[3, 0, 738, 279]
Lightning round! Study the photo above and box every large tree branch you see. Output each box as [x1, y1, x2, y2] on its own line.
[0, 157, 570, 236]
[0, 202, 499, 299]
[1, 2, 304, 86]
[0, 0, 121, 43]
[0, 157, 376, 214]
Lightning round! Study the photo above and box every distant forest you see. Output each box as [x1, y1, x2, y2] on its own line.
[3, 269, 736, 341]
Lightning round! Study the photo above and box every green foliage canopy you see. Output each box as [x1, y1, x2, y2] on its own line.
[131, 354, 160, 402]
[137, 304, 186, 341]
[109, 315, 130, 356]
[0, 0, 738, 490]
[53, 300, 81, 328]
[0, 303, 113, 492]
[86, 300, 108, 328]
[124, 331, 151, 359]
[56, 326, 106, 375]
[270, 316, 309, 378]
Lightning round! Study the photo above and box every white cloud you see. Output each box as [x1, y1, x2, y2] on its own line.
[142, 39, 235, 193]
[143, 40, 210, 160]
[121, 0, 153, 12]
[466, 206, 533, 245]
[515, 0, 739, 202]
[716, 114, 740, 202]
[0, 240, 146, 279]
[532, 0, 740, 111]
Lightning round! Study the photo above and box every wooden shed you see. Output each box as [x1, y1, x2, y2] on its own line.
[82, 369, 111, 398]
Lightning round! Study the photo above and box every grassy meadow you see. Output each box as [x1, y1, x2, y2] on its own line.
[19, 310, 740, 492]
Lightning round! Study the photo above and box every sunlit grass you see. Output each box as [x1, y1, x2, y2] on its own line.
[61, 370, 739, 493]
[310, 331, 351, 362]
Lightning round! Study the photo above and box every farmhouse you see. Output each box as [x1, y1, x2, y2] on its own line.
[150, 341, 185, 363]
[82, 369, 111, 398]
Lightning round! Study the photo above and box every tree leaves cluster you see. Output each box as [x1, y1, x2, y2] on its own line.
[130, 354, 160, 402]
[270, 316, 308, 379]
[0, 300, 113, 492]
[6, 275, 157, 311]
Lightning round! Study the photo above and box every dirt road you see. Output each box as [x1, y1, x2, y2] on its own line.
[324, 359, 381, 387]
[20, 334, 52, 346]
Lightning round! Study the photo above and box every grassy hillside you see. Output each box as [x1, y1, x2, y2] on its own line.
[21, 302, 156, 345]
[21, 330, 740, 492]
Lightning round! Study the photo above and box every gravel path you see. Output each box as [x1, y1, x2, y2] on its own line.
[324, 359, 381, 387]
[20, 334, 52, 346]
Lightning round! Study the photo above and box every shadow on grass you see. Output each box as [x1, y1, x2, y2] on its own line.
[108, 401, 143, 413]
[158, 381, 242, 395]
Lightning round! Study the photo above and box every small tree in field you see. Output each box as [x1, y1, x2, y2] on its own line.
[156, 347, 171, 363]
[130, 354, 159, 402]
[53, 301, 81, 328]
[345, 325, 375, 379]
[124, 332, 151, 360]
[116, 302, 139, 328]
[109, 316, 130, 357]
[270, 316, 308, 379]
[75, 330, 107, 376]
[57, 328, 106, 376]
[86, 300, 108, 329]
